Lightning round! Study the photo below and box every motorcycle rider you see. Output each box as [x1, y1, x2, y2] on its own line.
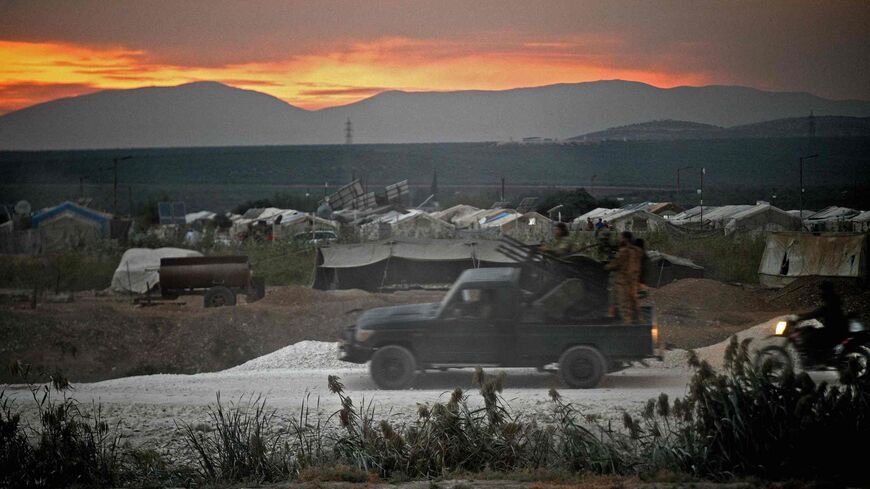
[795, 280, 849, 362]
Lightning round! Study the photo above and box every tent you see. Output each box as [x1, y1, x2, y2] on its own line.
[111, 247, 202, 293]
[723, 204, 802, 237]
[313, 238, 514, 290]
[499, 212, 553, 242]
[31, 201, 112, 252]
[850, 211, 870, 232]
[644, 251, 705, 287]
[804, 206, 860, 232]
[757, 232, 868, 288]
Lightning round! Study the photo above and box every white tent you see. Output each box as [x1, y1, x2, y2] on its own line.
[111, 247, 202, 294]
[757, 232, 868, 288]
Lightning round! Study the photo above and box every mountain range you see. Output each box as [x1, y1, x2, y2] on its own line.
[1, 80, 870, 150]
[570, 116, 870, 142]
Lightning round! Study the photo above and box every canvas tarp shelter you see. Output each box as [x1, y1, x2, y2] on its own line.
[644, 251, 704, 287]
[313, 239, 514, 290]
[111, 247, 202, 293]
[758, 232, 868, 288]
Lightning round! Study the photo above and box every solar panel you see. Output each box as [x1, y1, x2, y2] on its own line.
[352, 192, 377, 210]
[516, 197, 538, 213]
[385, 180, 409, 202]
[326, 180, 364, 210]
[158, 201, 186, 225]
[491, 201, 510, 209]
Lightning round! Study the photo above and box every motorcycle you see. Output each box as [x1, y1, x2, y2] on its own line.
[754, 316, 870, 380]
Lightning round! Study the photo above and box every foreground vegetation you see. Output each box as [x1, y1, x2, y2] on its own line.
[2, 338, 868, 487]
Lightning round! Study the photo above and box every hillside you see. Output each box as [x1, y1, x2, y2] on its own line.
[2, 80, 870, 149]
[572, 116, 870, 141]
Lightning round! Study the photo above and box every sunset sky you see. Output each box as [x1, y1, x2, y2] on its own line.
[1, 0, 868, 114]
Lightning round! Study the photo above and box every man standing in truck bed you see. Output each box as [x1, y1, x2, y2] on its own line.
[605, 231, 642, 323]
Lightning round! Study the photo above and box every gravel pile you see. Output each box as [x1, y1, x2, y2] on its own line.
[225, 340, 365, 372]
[661, 316, 785, 370]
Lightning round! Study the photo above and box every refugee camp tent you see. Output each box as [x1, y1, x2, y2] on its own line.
[804, 206, 860, 232]
[273, 213, 339, 239]
[850, 211, 870, 232]
[644, 251, 704, 287]
[313, 238, 514, 290]
[757, 232, 868, 288]
[359, 210, 456, 241]
[499, 212, 553, 242]
[723, 204, 802, 237]
[431, 204, 481, 224]
[592, 209, 667, 233]
[30, 201, 112, 252]
[111, 247, 203, 293]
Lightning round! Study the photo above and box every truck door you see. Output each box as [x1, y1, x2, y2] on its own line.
[424, 287, 513, 365]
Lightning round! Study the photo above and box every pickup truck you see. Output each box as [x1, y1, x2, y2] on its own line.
[340, 267, 660, 389]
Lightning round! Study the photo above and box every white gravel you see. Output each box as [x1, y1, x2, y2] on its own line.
[225, 340, 364, 372]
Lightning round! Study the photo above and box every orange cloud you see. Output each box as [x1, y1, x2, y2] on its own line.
[0, 38, 710, 114]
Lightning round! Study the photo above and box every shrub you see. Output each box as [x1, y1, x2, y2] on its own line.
[0, 366, 123, 488]
[178, 393, 294, 483]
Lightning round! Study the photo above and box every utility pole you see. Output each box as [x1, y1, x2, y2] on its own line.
[501, 177, 505, 202]
[112, 156, 132, 215]
[699, 167, 705, 228]
[799, 154, 819, 228]
[590, 174, 597, 197]
[345, 118, 353, 145]
[79, 176, 88, 199]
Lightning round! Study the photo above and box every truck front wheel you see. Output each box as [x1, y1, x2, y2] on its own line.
[370, 345, 416, 389]
[558, 346, 606, 389]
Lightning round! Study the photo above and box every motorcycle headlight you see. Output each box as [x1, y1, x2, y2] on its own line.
[775, 321, 788, 336]
[354, 328, 374, 343]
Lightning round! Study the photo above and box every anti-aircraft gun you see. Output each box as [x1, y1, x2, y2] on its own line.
[496, 235, 610, 321]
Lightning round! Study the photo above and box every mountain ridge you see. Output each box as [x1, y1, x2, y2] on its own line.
[2, 80, 870, 150]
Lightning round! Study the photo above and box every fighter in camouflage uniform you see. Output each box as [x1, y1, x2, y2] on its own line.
[604, 231, 643, 323]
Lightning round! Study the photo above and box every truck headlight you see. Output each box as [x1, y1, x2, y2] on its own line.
[775, 321, 788, 336]
[651, 324, 659, 347]
[354, 329, 374, 343]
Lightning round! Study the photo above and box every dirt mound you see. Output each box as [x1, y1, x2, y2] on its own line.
[0, 287, 443, 383]
[650, 278, 785, 349]
[764, 276, 870, 319]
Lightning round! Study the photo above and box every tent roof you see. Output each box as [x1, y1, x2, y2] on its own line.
[646, 251, 704, 270]
[318, 239, 514, 268]
[185, 210, 216, 224]
[807, 206, 860, 221]
[31, 201, 112, 227]
[575, 207, 617, 222]
[851, 210, 870, 222]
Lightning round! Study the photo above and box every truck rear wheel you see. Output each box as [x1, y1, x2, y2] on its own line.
[204, 286, 236, 308]
[558, 346, 606, 389]
[370, 345, 416, 389]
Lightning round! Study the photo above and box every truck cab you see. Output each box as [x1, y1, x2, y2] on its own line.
[340, 267, 659, 389]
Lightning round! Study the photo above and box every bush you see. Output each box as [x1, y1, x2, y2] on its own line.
[0, 366, 122, 488]
[178, 394, 294, 483]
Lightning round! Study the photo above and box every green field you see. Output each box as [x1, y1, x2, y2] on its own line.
[2, 138, 868, 211]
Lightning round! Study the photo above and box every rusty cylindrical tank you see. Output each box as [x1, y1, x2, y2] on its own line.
[159, 256, 252, 292]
